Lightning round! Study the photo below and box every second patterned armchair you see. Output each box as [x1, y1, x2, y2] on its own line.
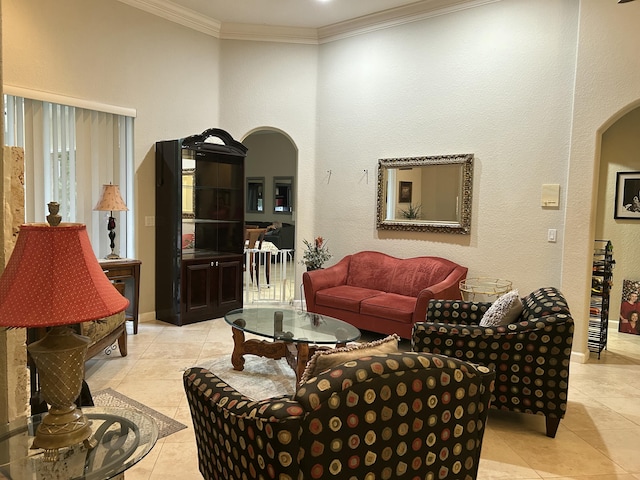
[184, 351, 495, 480]
[412, 287, 574, 438]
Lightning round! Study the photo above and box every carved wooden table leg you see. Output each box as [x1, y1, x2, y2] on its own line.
[231, 327, 247, 371]
[230, 325, 289, 372]
[295, 343, 310, 382]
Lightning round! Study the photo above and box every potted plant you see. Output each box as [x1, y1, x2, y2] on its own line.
[400, 203, 422, 220]
[301, 236, 332, 271]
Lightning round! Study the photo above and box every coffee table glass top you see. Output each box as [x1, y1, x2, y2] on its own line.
[225, 307, 361, 344]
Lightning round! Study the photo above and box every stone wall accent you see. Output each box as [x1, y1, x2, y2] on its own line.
[0, 146, 28, 423]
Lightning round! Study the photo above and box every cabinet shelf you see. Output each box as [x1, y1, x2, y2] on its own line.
[588, 239, 613, 359]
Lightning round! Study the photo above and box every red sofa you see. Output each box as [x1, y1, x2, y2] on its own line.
[302, 251, 467, 339]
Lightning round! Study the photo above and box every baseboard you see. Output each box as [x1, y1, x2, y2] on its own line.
[571, 350, 588, 364]
[140, 311, 158, 323]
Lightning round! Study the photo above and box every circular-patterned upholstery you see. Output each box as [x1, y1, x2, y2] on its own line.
[412, 287, 574, 438]
[184, 351, 495, 480]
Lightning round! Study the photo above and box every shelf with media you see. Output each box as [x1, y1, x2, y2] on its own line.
[588, 239, 614, 359]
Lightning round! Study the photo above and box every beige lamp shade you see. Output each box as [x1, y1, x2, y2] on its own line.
[94, 184, 128, 212]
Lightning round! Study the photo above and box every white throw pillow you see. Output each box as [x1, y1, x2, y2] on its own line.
[479, 290, 523, 327]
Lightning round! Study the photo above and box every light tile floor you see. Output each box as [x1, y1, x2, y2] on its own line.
[85, 318, 640, 480]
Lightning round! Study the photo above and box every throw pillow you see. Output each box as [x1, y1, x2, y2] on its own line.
[479, 290, 523, 327]
[299, 334, 400, 385]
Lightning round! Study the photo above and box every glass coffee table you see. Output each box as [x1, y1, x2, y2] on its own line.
[224, 307, 361, 382]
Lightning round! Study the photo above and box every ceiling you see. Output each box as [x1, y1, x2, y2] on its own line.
[168, 0, 437, 29]
[119, 0, 491, 41]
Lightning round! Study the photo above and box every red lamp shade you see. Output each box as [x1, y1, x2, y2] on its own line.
[0, 223, 129, 328]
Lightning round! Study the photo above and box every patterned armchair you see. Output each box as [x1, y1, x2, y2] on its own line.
[184, 351, 495, 480]
[412, 287, 574, 438]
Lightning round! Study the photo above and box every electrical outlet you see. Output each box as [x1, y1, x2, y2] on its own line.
[548, 228, 557, 242]
[145, 216, 155, 227]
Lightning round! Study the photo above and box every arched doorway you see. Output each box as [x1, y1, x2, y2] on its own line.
[242, 128, 298, 304]
[594, 105, 640, 339]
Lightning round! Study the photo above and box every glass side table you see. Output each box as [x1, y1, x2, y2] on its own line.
[459, 277, 513, 302]
[0, 407, 158, 480]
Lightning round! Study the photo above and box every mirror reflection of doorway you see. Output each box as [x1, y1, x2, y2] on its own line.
[242, 129, 298, 304]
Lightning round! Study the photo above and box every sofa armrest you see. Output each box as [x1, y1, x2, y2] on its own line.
[302, 255, 350, 311]
[183, 367, 303, 479]
[412, 265, 468, 323]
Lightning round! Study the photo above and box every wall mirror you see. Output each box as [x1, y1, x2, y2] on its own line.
[246, 177, 265, 213]
[273, 176, 293, 213]
[376, 154, 473, 234]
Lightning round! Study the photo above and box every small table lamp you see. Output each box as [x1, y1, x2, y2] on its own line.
[94, 183, 128, 259]
[0, 203, 129, 458]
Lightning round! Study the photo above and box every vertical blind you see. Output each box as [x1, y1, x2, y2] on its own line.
[4, 95, 134, 259]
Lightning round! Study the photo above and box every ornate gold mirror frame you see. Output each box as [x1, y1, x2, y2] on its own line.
[376, 153, 473, 234]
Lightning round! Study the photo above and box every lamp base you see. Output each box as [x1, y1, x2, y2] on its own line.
[31, 405, 96, 455]
[27, 326, 94, 459]
[105, 252, 121, 260]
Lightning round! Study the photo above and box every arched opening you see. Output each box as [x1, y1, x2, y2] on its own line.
[594, 105, 640, 345]
[241, 128, 298, 304]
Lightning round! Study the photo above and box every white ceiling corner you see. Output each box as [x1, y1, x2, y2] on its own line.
[116, 0, 499, 44]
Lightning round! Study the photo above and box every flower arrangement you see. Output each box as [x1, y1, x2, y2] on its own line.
[301, 236, 332, 270]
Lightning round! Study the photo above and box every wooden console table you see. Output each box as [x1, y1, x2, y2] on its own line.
[99, 258, 141, 334]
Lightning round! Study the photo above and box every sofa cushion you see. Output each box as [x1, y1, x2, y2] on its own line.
[360, 293, 417, 323]
[316, 285, 384, 313]
[388, 257, 457, 297]
[345, 252, 397, 292]
[80, 311, 126, 346]
[298, 334, 400, 385]
[479, 290, 523, 327]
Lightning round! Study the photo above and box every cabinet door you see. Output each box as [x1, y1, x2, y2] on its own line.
[183, 260, 213, 318]
[182, 255, 243, 323]
[216, 257, 243, 309]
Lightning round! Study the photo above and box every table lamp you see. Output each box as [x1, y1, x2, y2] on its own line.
[0, 203, 129, 459]
[94, 183, 128, 259]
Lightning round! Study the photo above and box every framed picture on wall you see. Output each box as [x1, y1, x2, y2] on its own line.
[614, 171, 640, 219]
[399, 181, 412, 203]
[619, 279, 640, 335]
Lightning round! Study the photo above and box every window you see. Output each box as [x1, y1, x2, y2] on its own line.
[4, 93, 135, 259]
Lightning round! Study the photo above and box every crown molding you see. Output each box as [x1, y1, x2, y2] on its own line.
[117, 0, 221, 36]
[117, 0, 496, 44]
[318, 0, 500, 43]
[220, 23, 319, 45]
